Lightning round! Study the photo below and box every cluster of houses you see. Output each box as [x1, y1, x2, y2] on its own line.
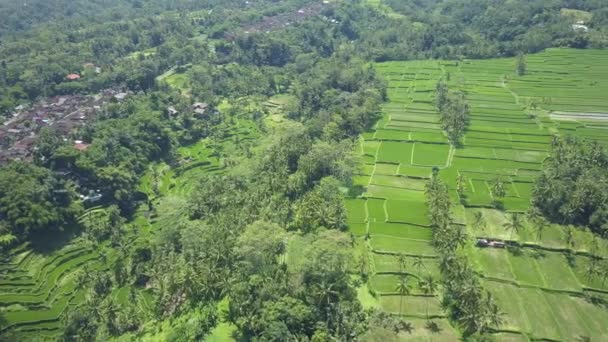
[572, 20, 589, 32]
[0, 89, 129, 164]
[238, 1, 330, 35]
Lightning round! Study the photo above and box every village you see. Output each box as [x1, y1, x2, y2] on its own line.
[0, 88, 128, 165]
[236, 1, 332, 36]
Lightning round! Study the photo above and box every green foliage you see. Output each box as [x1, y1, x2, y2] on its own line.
[0, 162, 82, 241]
[425, 173, 502, 335]
[516, 53, 527, 76]
[294, 177, 348, 233]
[436, 81, 469, 146]
[532, 136, 608, 236]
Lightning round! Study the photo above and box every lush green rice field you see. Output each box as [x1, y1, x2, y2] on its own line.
[349, 48, 608, 341]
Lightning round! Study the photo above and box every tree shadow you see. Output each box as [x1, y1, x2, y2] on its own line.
[425, 320, 442, 334]
[28, 222, 81, 255]
[531, 249, 546, 259]
[348, 184, 365, 197]
[491, 200, 504, 210]
[507, 245, 523, 256]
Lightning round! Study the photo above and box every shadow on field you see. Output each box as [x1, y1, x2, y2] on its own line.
[29, 223, 80, 254]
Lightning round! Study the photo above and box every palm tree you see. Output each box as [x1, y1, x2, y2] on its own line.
[491, 177, 506, 203]
[586, 259, 599, 281]
[526, 206, 542, 225]
[472, 211, 485, 231]
[411, 256, 425, 276]
[599, 261, 608, 286]
[503, 213, 523, 240]
[395, 275, 412, 316]
[565, 226, 575, 249]
[453, 226, 468, 248]
[398, 253, 407, 274]
[419, 275, 437, 320]
[534, 217, 548, 244]
[456, 174, 467, 200]
[484, 292, 503, 331]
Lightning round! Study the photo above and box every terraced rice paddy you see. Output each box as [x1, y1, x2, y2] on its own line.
[0, 236, 113, 339]
[349, 49, 608, 340]
[0, 106, 261, 339]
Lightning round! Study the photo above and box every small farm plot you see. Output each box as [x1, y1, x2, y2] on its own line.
[385, 199, 430, 226]
[366, 198, 386, 223]
[506, 250, 547, 287]
[372, 254, 440, 277]
[534, 252, 583, 292]
[370, 174, 426, 190]
[378, 294, 444, 317]
[411, 143, 450, 167]
[484, 280, 565, 340]
[370, 273, 419, 294]
[369, 222, 432, 240]
[370, 236, 436, 256]
[376, 141, 414, 164]
[471, 248, 517, 281]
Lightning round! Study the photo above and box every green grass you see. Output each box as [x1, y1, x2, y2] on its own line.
[370, 236, 436, 256]
[385, 199, 429, 226]
[378, 295, 443, 317]
[377, 141, 414, 164]
[369, 222, 432, 240]
[370, 174, 426, 190]
[370, 274, 419, 293]
[411, 143, 450, 167]
[507, 250, 547, 287]
[345, 198, 367, 223]
[164, 72, 189, 90]
[372, 254, 440, 277]
[366, 198, 386, 223]
[472, 248, 516, 281]
[535, 252, 582, 292]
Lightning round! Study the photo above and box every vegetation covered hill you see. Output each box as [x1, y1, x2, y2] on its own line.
[0, 0, 608, 341]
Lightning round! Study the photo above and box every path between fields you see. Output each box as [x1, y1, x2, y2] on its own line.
[550, 111, 608, 121]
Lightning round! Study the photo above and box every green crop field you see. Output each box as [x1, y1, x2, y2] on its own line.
[0, 100, 263, 340]
[349, 48, 608, 341]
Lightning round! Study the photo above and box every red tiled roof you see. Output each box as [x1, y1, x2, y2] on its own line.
[74, 142, 90, 151]
[66, 74, 81, 80]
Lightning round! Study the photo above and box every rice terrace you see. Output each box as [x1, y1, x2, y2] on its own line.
[348, 48, 608, 341]
[1, 0, 608, 341]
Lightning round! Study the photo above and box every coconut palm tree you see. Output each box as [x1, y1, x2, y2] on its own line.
[419, 275, 437, 320]
[491, 177, 506, 203]
[503, 213, 523, 240]
[395, 275, 412, 316]
[472, 211, 485, 232]
[398, 253, 407, 274]
[453, 226, 468, 248]
[484, 292, 503, 331]
[599, 261, 608, 286]
[411, 256, 425, 276]
[586, 259, 599, 281]
[456, 174, 467, 200]
[526, 206, 542, 224]
[534, 217, 548, 244]
[565, 226, 575, 249]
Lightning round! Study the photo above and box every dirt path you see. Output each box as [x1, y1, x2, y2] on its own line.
[550, 111, 608, 121]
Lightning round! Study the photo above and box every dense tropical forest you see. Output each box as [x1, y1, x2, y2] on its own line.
[1, 0, 608, 341]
